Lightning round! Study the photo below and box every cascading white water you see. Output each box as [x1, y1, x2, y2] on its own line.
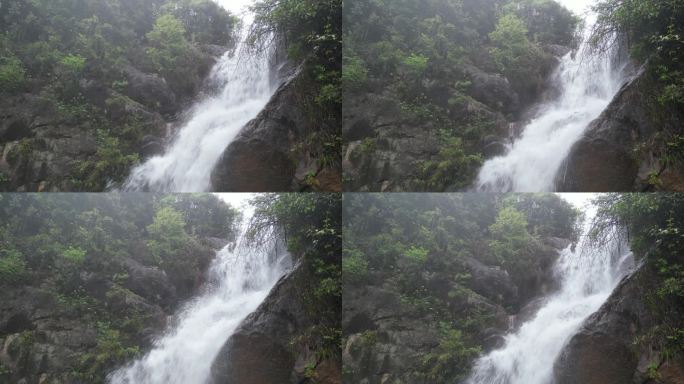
[107, 211, 291, 384]
[465, 202, 634, 384]
[475, 1, 628, 192]
[123, 0, 280, 192]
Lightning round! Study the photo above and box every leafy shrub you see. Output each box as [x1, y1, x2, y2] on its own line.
[73, 136, 139, 191]
[59, 54, 86, 73]
[592, 0, 684, 105]
[343, 55, 368, 91]
[0, 55, 26, 93]
[0, 249, 27, 285]
[76, 322, 140, 382]
[146, 14, 190, 73]
[417, 135, 483, 191]
[488, 206, 533, 268]
[62, 246, 86, 264]
[489, 14, 531, 71]
[146, 206, 191, 268]
[402, 53, 429, 78]
[421, 323, 481, 381]
[404, 246, 429, 264]
[343, 248, 369, 282]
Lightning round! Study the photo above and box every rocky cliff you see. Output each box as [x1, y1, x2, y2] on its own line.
[0, 193, 239, 383]
[342, 237, 570, 384]
[0, 0, 235, 191]
[557, 67, 684, 192]
[0, 238, 223, 384]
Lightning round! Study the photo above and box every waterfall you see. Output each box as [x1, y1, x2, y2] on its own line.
[107, 211, 291, 384]
[475, 1, 628, 192]
[465, 204, 634, 384]
[123, 0, 281, 192]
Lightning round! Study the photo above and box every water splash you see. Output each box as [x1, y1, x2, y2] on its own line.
[465, 210, 634, 384]
[123, 2, 281, 192]
[475, 9, 628, 192]
[107, 215, 291, 384]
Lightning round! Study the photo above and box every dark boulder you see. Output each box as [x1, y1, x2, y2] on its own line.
[122, 65, 178, 114]
[463, 257, 518, 307]
[464, 64, 520, 114]
[120, 257, 177, 308]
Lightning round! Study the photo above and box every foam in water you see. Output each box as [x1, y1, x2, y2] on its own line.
[123, 1, 280, 192]
[465, 207, 634, 384]
[107, 215, 291, 384]
[475, 6, 628, 192]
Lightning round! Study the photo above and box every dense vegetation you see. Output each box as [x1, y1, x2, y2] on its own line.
[250, 193, 342, 378]
[591, 193, 684, 362]
[343, 0, 578, 191]
[343, 193, 579, 382]
[0, 193, 238, 382]
[0, 0, 236, 190]
[250, 0, 342, 177]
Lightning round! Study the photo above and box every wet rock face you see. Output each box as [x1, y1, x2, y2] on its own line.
[557, 67, 684, 192]
[211, 263, 341, 384]
[211, 67, 341, 192]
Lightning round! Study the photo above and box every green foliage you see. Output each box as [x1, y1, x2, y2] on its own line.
[0, 54, 26, 93]
[504, 0, 579, 46]
[421, 323, 481, 381]
[488, 206, 533, 265]
[59, 54, 86, 73]
[342, 248, 369, 283]
[489, 14, 530, 71]
[0, 248, 27, 285]
[146, 15, 190, 74]
[342, 55, 368, 91]
[73, 136, 139, 191]
[592, 0, 684, 105]
[62, 246, 86, 264]
[417, 134, 483, 191]
[76, 322, 140, 382]
[402, 53, 429, 77]
[404, 246, 429, 264]
[146, 206, 189, 264]
[161, 0, 236, 46]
